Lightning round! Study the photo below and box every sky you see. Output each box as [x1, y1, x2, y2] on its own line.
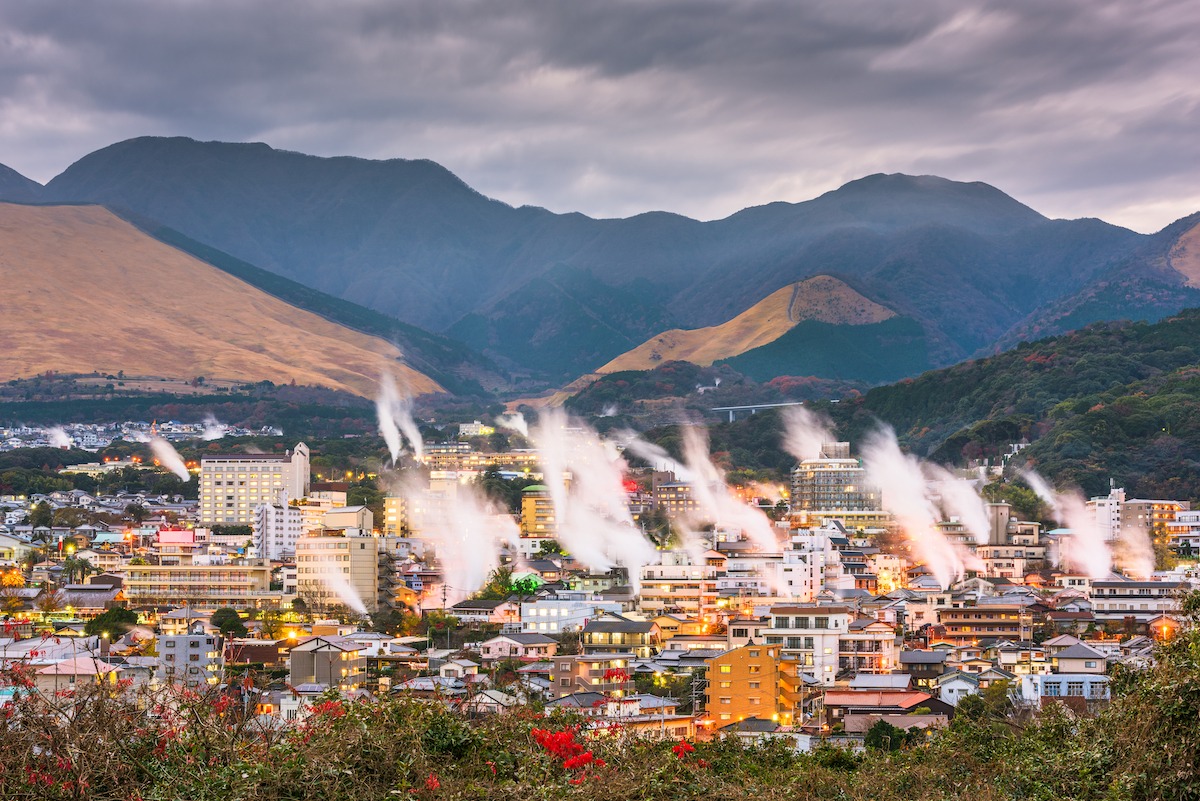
[1, 0, 1198, 233]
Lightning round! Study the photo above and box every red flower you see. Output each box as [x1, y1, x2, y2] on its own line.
[562, 751, 594, 770]
[425, 773, 440, 790]
[672, 740, 695, 759]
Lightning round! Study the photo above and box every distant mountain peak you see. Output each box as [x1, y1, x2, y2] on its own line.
[0, 163, 44, 203]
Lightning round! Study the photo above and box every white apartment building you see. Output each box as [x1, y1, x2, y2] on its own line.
[775, 524, 857, 602]
[1089, 580, 1185, 624]
[638, 550, 726, 621]
[520, 591, 623, 634]
[254, 494, 305, 560]
[762, 605, 851, 685]
[199, 443, 310, 525]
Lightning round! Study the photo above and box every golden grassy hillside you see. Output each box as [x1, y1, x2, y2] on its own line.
[1168, 219, 1200, 289]
[598, 274, 894, 373]
[0, 203, 441, 397]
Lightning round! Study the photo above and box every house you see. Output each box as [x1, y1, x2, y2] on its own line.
[898, 650, 948, 689]
[549, 654, 634, 699]
[935, 670, 979, 706]
[706, 644, 780, 726]
[1050, 643, 1107, 674]
[460, 688, 520, 715]
[479, 633, 558, 663]
[392, 675, 465, 697]
[450, 598, 521, 626]
[581, 615, 661, 658]
[287, 635, 364, 692]
[1018, 673, 1109, 708]
[439, 659, 480, 680]
[822, 689, 955, 726]
[36, 656, 126, 696]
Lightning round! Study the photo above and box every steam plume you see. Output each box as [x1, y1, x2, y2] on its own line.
[376, 372, 425, 464]
[495, 412, 529, 438]
[530, 409, 657, 588]
[619, 430, 694, 481]
[926, 464, 992, 546]
[201, 414, 228, 441]
[862, 426, 965, 588]
[679, 426, 779, 553]
[1022, 470, 1114, 578]
[48, 427, 72, 448]
[149, 437, 191, 481]
[780, 406, 834, 463]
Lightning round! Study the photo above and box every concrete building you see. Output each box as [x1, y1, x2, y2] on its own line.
[123, 558, 280, 610]
[706, 643, 781, 726]
[254, 494, 305, 560]
[199, 443, 310, 525]
[521, 591, 624, 634]
[937, 604, 1034, 645]
[761, 605, 850, 686]
[790, 443, 885, 529]
[638, 550, 726, 621]
[295, 529, 381, 613]
[1090, 580, 1185, 625]
[157, 621, 224, 687]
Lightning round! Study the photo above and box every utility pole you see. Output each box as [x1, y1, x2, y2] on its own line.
[442, 583, 450, 650]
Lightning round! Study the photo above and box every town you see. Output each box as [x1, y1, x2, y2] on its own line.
[2, 422, 1196, 753]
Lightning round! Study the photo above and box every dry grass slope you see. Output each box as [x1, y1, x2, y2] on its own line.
[599, 275, 894, 373]
[1168, 219, 1200, 289]
[0, 203, 441, 397]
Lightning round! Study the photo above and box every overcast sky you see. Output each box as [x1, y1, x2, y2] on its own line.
[2, 0, 1197, 232]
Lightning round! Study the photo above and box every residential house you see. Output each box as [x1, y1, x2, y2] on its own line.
[479, 633, 558, 663]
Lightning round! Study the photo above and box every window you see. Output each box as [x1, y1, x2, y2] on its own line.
[719, 665, 731, 674]
[748, 682, 760, 690]
[1043, 682, 1061, 697]
[719, 681, 731, 689]
[815, 617, 828, 629]
[719, 697, 731, 705]
[1067, 682, 1084, 697]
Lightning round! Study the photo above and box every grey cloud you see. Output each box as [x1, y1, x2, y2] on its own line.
[0, 0, 1197, 231]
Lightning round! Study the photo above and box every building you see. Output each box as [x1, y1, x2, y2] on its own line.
[521, 591, 624, 634]
[199, 444, 310, 526]
[581, 615, 661, 658]
[479, 633, 558, 663]
[157, 621, 224, 687]
[1089, 580, 1185, 625]
[638, 550, 726, 622]
[706, 643, 781, 726]
[323, 505, 374, 532]
[254, 494, 305, 560]
[651, 472, 699, 518]
[549, 654, 635, 699]
[287, 635, 365, 692]
[761, 605, 850, 685]
[1018, 673, 1110, 707]
[519, 485, 556, 537]
[789, 443, 883, 528]
[123, 558, 280, 609]
[295, 530, 380, 613]
[937, 604, 1034, 645]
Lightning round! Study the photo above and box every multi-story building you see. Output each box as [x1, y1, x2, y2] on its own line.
[254, 493, 305, 560]
[651, 471, 699, 518]
[199, 443, 310, 526]
[1089, 580, 1185, 625]
[156, 621, 224, 687]
[549, 653, 635, 699]
[124, 558, 280, 609]
[519, 484, 556, 538]
[790, 443, 885, 528]
[706, 643, 781, 726]
[638, 550, 726, 621]
[761, 604, 850, 685]
[1166, 510, 1200, 552]
[581, 614, 661, 658]
[937, 604, 1034, 645]
[521, 591, 624, 634]
[295, 529, 381, 613]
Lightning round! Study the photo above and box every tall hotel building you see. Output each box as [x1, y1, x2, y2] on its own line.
[199, 443, 311, 526]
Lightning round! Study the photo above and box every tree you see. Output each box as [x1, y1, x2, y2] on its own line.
[28, 502, 52, 529]
[36, 589, 65, 614]
[864, 719, 909, 751]
[84, 605, 139, 637]
[125, 502, 147, 524]
[211, 607, 249, 638]
[1, 569, 25, 588]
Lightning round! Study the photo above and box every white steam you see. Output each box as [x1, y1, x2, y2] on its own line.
[679, 426, 779, 554]
[862, 427, 966, 589]
[529, 409, 657, 589]
[376, 372, 425, 464]
[393, 473, 519, 606]
[780, 406, 834, 463]
[310, 561, 368, 615]
[926, 464, 992, 546]
[48, 427, 72, 448]
[201, 415, 228, 441]
[495, 412, 529, 438]
[1022, 470, 1115, 578]
[149, 437, 191, 481]
[619, 430, 694, 481]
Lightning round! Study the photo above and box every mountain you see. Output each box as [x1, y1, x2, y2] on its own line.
[0, 202, 442, 398]
[20, 136, 1193, 383]
[599, 275, 896, 373]
[0, 163, 43, 203]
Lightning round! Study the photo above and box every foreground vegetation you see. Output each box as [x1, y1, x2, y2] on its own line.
[3, 595, 1199, 800]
